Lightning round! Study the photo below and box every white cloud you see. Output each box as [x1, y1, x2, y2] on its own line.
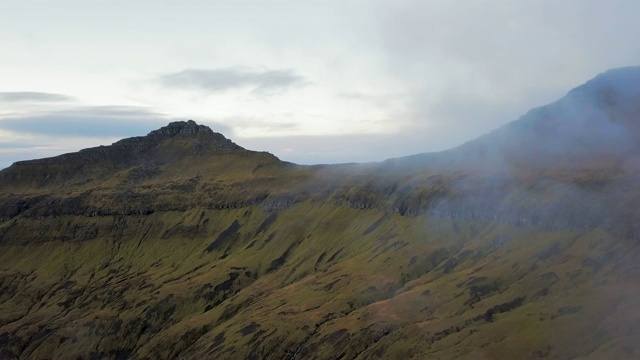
[0, 92, 73, 102]
[158, 68, 307, 94]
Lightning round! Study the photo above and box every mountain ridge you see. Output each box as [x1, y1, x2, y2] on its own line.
[3, 67, 640, 174]
[8, 119, 245, 167]
[388, 66, 640, 171]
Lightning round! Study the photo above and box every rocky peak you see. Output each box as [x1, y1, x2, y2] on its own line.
[2, 120, 245, 181]
[112, 120, 243, 151]
[148, 120, 215, 137]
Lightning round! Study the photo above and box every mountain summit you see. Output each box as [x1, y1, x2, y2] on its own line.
[149, 119, 216, 137]
[0, 120, 259, 187]
[141, 120, 241, 151]
[10, 119, 243, 166]
[90, 119, 243, 157]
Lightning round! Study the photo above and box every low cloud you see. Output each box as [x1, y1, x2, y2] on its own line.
[158, 68, 307, 93]
[0, 106, 170, 137]
[0, 92, 73, 102]
[220, 116, 299, 134]
[0, 142, 38, 149]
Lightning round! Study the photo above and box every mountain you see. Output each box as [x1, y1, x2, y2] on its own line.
[1, 68, 640, 359]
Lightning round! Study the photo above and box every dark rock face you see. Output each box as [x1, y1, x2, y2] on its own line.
[149, 120, 214, 137]
[145, 120, 241, 150]
[105, 120, 242, 153]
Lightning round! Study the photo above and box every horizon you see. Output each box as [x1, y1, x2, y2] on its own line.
[1, 1, 640, 167]
[1, 65, 638, 170]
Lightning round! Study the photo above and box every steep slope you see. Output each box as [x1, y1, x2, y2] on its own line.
[1, 68, 640, 360]
[396, 66, 640, 169]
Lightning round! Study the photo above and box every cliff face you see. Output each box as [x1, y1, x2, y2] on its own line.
[1, 69, 640, 359]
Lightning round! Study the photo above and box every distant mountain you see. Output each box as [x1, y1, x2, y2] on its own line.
[0, 120, 252, 186]
[1, 68, 640, 359]
[392, 66, 640, 169]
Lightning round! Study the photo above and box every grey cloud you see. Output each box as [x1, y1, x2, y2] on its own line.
[221, 116, 299, 132]
[158, 68, 307, 93]
[374, 1, 640, 82]
[370, 0, 640, 148]
[49, 106, 166, 119]
[0, 142, 38, 149]
[0, 106, 171, 137]
[416, 88, 559, 146]
[0, 92, 73, 102]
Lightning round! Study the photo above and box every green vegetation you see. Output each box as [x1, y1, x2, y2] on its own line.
[1, 200, 637, 359]
[1, 110, 640, 359]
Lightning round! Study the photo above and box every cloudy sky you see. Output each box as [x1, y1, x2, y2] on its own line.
[1, 0, 639, 167]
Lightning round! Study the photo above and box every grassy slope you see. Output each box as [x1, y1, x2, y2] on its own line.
[1, 162, 639, 359]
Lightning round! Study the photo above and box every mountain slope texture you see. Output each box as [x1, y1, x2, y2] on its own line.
[2, 67, 640, 359]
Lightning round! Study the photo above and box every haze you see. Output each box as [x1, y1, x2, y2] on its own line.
[1, 0, 639, 167]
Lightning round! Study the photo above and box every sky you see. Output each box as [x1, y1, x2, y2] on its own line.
[1, 0, 639, 167]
